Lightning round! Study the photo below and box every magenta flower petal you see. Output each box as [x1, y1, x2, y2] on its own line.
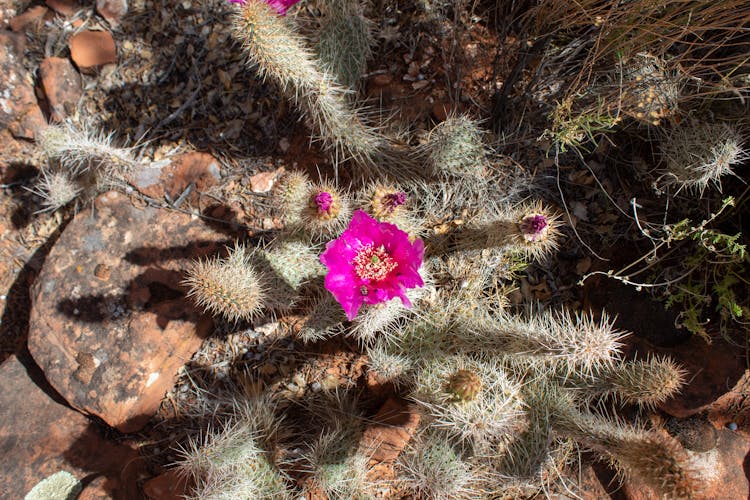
[266, 0, 299, 14]
[320, 210, 424, 320]
[227, 0, 299, 15]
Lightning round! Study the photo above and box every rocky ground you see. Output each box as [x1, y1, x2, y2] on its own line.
[1, 0, 749, 498]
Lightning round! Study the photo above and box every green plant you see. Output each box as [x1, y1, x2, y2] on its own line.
[176, 395, 292, 500]
[398, 431, 481, 499]
[581, 196, 749, 341]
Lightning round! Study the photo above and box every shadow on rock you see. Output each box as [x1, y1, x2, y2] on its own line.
[0, 216, 68, 364]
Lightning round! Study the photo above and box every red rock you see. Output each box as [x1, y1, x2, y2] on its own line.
[356, 398, 420, 495]
[617, 429, 750, 500]
[371, 74, 392, 86]
[46, 0, 81, 17]
[687, 429, 750, 500]
[709, 369, 750, 437]
[143, 469, 191, 500]
[130, 152, 221, 203]
[0, 355, 143, 498]
[649, 336, 746, 419]
[0, 32, 47, 140]
[578, 463, 614, 499]
[69, 30, 117, 74]
[249, 167, 283, 193]
[96, 0, 127, 27]
[358, 398, 420, 463]
[431, 102, 452, 122]
[8, 106, 47, 140]
[9, 5, 48, 32]
[364, 368, 396, 400]
[28, 191, 228, 432]
[38, 57, 83, 122]
[619, 478, 659, 500]
[0, 129, 29, 181]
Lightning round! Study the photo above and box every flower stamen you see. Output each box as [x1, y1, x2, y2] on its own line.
[353, 244, 397, 281]
[314, 191, 334, 214]
[519, 214, 549, 242]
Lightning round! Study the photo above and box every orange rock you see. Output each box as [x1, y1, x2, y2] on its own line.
[709, 369, 750, 437]
[0, 32, 47, 140]
[358, 397, 421, 463]
[249, 167, 284, 193]
[46, 0, 81, 17]
[688, 429, 750, 500]
[653, 336, 745, 419]
[27, 191, 225, 433]
[96, 0, 127, 27]
[38, 57, 83, 122]
[431, 102, 452, 122]
[0, 355, 143, 497]
[143, 469, 192, 500]
[372, 73, 393, 86]
[619, 429, 750, 500]
[69, 30, 117, 74]
[8, 106, 47, 140]
[9, 5, 48, 32]
[130, 151, 222, 203]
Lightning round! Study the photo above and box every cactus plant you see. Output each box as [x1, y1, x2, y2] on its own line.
[657, 120, 748, 194]
[169, 2, 701, 497]
[183, 244, 267, 323]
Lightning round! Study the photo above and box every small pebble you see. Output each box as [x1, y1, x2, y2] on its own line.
[727, 422, 738, 431]
[310, 381, 322, 392]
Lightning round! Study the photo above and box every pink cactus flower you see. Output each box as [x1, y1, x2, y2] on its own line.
[519, 214, 549, 242]
[320, 210, 424, 320]
[314, 191, 334, 215]
[383, 191, 407, 211]
[228, 0, 299, 16]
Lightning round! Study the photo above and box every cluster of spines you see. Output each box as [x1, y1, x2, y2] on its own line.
[444, 200, 562, 262]
[183, 244, 267, 324]
[302, 425, 371, 498]
[231, 0, 404, 174]
[32, 120, 137, 212]
[619, 53, 681, 126]
[362, 297, 690, 497]
[175, 395, 292, 499]
[397, 431, 481, 499]
[552, 400, 699, 499]
[419, 115, 490, 180]
[657, 119, 748, 194]
[409, 354, 525, 452]
[183, 164, 690, 496]
[276, 171, 352, 240]
[315, 0, 373, 91]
